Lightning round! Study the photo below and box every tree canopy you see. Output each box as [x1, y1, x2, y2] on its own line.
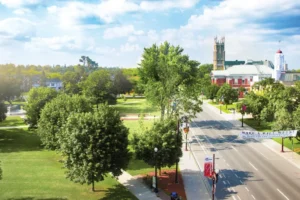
[59, 104, 130, 191]
[38, 94, 93, 150]
[138, 41, 202, 119]
[24, 87, 58, 128]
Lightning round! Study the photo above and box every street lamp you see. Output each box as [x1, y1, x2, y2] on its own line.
[154, 147, 158, 194]
[241, 104, 247, 127]
[182, 119, 190, 151]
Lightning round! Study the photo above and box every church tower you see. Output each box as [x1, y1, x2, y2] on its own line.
[213, 36, 225, 70]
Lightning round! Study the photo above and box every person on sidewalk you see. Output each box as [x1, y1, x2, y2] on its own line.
[170, 191, 180, 200]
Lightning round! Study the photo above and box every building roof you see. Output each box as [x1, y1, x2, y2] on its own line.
[46, 78, 62, 83]
[211, 64, 273, 77]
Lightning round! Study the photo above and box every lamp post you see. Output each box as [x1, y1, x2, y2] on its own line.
[175, 118, 180, 184]
[241, 104, 247, 127]
[183, 120, 190, 151]
[154, 147, 158, 193]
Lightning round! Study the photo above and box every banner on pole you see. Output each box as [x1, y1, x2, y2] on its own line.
[240, 130, 297, 139]
[204, 155, 213, 177]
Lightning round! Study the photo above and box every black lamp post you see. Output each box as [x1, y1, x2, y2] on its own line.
[154, 147, 158, 193]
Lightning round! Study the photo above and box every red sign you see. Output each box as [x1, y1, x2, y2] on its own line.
[204, 162, 213, 177]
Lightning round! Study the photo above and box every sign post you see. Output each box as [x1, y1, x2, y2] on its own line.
[183, 124, 189, 151]
[204, 155, 216, 200]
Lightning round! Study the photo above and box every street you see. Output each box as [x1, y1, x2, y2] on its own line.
[190, 102, 300, 200]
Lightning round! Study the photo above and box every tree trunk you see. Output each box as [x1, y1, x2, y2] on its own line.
[159, 168, 161, 176]
[160, 104, 165, 121]
[92, 180, 95, 191]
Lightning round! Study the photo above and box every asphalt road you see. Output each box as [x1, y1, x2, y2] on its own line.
[189, 102, 300, 200]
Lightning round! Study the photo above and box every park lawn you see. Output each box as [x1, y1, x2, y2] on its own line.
[0, 116, 26, 127]
[0, 128, 137, 200]
[114, 98, 160, 116]
[208, 101, 237, 114]
[123, 120, 176, 176]
[4, 101, 26, 105]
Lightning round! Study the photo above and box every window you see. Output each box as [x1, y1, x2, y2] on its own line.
[242, 79, 245, 84]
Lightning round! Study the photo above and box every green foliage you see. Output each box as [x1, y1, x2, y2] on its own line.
[111, 69, 133, 95]
[0, 102, 7, 122]
[216, 83, 239, 106]
[0, 160, 2, 180]
[60, 104, 130, 191]
[62, 71, 82, 94]
[80, 69, 116, 106]
[131, 117, 182, 170]
[38, 94, 93, 150]
[0, 76, 21, 102]
[138, 41, 202, 119]
[24, 87, 58, 128]
[205, 84, 220, 100]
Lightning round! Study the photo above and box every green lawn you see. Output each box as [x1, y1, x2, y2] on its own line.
[273, 137, 300, 154]
[208, 101, 237, 114]
[0, 116, 26, 127]
[0, 128, 137, 200]
[4, 101, 26, 105]
[114, 99, 160, 116]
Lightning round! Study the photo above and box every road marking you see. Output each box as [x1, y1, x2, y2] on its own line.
[219, 174, 222, 178]
[219, 134, 224, 138]
[223, 181, 227, 185]
[277, 189, 290, 200]
[232, 196, 237, 200]
[190, 129, 208, 154]
[227, 180, 231, 185]
[249, 162, 258, 171]
[231, 145, 238, 152]
[235, 174, 239, 178]
[237, 195, 241, 200]
[240, 180, 243, 184]
[245, 187, 249, 192]
[231, 187, 236, 192]
[251, 195, 256, 199]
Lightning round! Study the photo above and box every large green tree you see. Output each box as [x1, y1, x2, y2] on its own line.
[60, 104, 130, 191]
[131, 117, 182, 173]
[0, 102, 6, 122]
[62, 71, 82, 94]
[38, 94, 93, 150]
[216, 83, 239, 108]
[24, 87, 58, 128]
[138, 41, 202, 119]
[205, 84, 220, 100]
[80, 69, 115, 107]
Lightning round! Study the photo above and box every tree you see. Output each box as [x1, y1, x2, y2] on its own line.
[131, 117, 182, 174]
[216, 83, 239, 108]
[80, 69, 115, 107]
[0, 161, 2, 180]
[59, 104, 130, 191]
[138, 41, 202, 120]
[0, 102, 7, 122]
[111, 69, 133, 95]
[205, 84, 220, 100]
[0, 76, 21, 103]
[62, 71, 82, 94]
[24, 87, 58, 128]
[38, 94, 93, 150]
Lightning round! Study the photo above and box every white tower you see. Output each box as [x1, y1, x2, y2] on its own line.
[272, 49, 284, 81]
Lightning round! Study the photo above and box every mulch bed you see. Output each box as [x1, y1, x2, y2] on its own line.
[136, 169, 187, 200]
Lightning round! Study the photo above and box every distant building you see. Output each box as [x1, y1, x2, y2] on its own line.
[213, 36, 225, 70]
[32, 78, 63, 91]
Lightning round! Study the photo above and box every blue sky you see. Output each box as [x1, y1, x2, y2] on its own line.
[0, 0, 300, 69]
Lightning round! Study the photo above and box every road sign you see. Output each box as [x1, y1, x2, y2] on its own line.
[240, 130, 297, 139]
[204, 155, 213, 177]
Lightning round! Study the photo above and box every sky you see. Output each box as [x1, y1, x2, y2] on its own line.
[0, 0, 300, 69]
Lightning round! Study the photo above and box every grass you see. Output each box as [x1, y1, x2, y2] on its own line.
[0, 116, 26, 127]
[273, 137, 300, 154]
[208, 101, 237, 114]
[4, 101, 26, 105]
[0, 128, 137, 200]
[113, 98, 160, 116]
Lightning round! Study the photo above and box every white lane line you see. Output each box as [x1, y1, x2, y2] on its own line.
[235, 174, 239, 178]
[231, 145, 238, 152]
[251, 195, 256, 199]
[227, 180, 231, 185]
[240, 180, 243, 184]
[237, 195, 241, 200]
[249, 162, 258, 171]
[219, 174, 222, 178]
[231, 187, 236, 192]
[277, 189, 290, 200]
[232, 196, 237, 200]
[245, 187, 249, 192]
[190, 129, 208, 154]
[223, 181, 227, 185]
[219, 134, 224, 138]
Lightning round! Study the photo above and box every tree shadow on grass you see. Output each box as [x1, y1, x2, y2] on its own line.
[101, 184, 138, 200]
[0, 128, 42, 153]
[6, 198, 68, 200]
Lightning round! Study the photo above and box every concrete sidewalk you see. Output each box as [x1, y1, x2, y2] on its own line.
[205, 101, 300, 170]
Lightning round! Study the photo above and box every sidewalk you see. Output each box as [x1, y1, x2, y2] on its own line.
[205, 101, 300, 170]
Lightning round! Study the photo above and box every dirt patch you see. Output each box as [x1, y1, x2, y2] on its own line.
[136, 169, 187, 200]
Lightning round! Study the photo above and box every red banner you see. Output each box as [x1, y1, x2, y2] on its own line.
[204, 162, 213, 177]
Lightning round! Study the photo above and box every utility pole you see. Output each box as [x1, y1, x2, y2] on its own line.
[175, 118, 180, 183]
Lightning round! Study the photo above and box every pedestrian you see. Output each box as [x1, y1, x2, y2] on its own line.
[170, 191, 179, 200]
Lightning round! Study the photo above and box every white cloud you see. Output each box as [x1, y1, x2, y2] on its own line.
[140, 0, 199, 11]
[0, 0, 41, 8]
[0, 18, 36, 41]
[13, 8, 31, 15]
[103, 25, 144, 39]
[47, 5, 57, 14]
[120, 43, 140, 52]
